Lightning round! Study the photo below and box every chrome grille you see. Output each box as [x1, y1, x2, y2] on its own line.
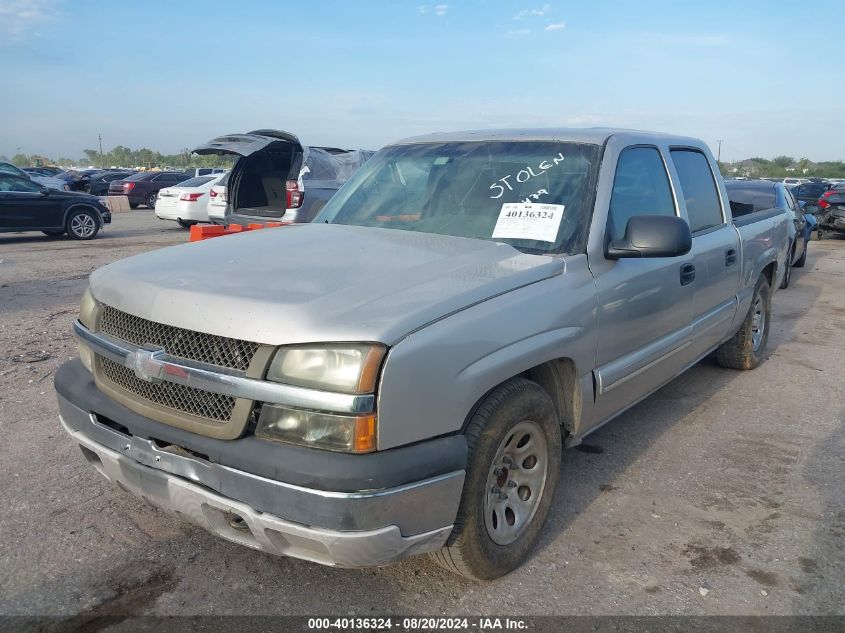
[100, 357, 236, 422]
[100, 305, 258, 371]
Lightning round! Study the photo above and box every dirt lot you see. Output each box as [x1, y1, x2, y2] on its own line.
[0, 211, 842, 617]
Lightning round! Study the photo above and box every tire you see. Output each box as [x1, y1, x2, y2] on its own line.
[429, 378, 562, 580]
[42, 229, 65, 237]
[817, 229, 825, 241]
[147, 192, 157, 209]
[716, 274, 771, 370]
[780, 244, 793, 289]
[65, 208, 100, 240]
[177, 219, 196, 229]
[794, 240, 808, 268]
[129, 203, 139, 210]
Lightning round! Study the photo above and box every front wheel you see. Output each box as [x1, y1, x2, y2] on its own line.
[146, 192, 157, 209]
[429, 378, 561, 580]
[65, 208, 100, 240]
[716, 274, 771, 370]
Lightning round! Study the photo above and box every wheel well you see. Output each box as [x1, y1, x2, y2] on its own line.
[762, 260, 776, 287]
[462, 359, 580, 436]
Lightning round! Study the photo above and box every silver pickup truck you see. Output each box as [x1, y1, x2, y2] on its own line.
[56, 129, 788, 580]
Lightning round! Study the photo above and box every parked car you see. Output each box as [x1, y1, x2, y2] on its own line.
[192, 168, 227, 178]
[193, 130, 373, 227]
[725, 179, 808, 288]
[790, 181, 831, 214]
[206, 171, 229, 224]
[817, 187, 845, 239]
[58, 128, 788, 581]
[108, 171, 190, 209]
[0, 173, 110, 239]
[23, 166, 64, 178]
[0, 161, 68, 191]
[85, 170, 135, 196]
[154, 173, 225, 228]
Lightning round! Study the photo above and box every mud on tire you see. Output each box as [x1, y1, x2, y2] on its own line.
[716, 274, 771, 370]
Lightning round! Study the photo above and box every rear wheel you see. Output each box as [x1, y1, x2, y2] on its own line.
[66, 208, 100, 240]
[794, 240, 808, 268]
[146, 192, 157, 209]
[716, 274, 770, 370]
[42, 229, 65, 237]
[429, 378, 561, 580]
[780, 244, 793, 289]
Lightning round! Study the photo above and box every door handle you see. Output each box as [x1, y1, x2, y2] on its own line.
[680, 263, 696, 286]
[725, 248, 737, 267]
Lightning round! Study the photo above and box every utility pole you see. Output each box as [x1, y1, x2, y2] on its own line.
[98, 133, 104, 169]
[717, 139, 723, 163]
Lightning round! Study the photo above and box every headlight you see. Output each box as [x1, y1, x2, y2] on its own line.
[78, 288, 97, 371]
[260, 343, 385, 452]
[256, 406, 376, 453]
[266, 343, 385, 394]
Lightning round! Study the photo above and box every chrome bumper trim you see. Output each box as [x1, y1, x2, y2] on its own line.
[57, 393, 464, 536]
[61, 415, 451, 567]
[73, 319, 374, 414]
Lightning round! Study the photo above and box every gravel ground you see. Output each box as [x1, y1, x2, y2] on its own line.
[0, 212, 842, 618]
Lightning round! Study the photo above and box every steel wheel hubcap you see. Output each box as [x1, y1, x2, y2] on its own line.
[751, 295, 765, 351]
[483, 420, 549, 545]
[71, 214, 96, 237]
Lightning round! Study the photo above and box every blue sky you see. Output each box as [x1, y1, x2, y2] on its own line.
[1, 0, 843, 162]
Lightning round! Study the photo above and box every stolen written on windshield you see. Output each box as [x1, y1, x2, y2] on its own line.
[492, 202, 565, 242]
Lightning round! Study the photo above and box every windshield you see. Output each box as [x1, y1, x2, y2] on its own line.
[316, 141, 600, 254]
[0, 162, 28, 178]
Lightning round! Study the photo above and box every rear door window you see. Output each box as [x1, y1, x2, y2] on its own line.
[670, 150, 723, 233]
[607, 146, 676, 242]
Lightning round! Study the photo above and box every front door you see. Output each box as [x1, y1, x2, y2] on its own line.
[0, 175, 60, 229]
[590, 146, 695, 427]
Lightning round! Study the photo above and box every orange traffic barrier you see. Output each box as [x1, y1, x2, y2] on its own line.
[189, 222, 289, 242]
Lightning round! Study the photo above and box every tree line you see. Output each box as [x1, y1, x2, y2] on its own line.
[3, 146, 234, 170]
[717, 155, 845, 179]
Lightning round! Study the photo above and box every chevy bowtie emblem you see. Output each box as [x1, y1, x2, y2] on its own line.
[128, 348, 166, 383]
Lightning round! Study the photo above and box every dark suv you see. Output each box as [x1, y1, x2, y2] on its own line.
[108, 171, 190, 209]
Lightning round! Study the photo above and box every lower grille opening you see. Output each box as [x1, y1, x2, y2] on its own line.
[151, 438, 210, 462]
[93, 413, 130, 437]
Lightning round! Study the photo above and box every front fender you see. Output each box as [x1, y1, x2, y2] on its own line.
[376, 255, 598, 449]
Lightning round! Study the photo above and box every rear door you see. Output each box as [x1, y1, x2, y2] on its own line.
[669, 148, 740, 357]
[193, 130, 304, 220]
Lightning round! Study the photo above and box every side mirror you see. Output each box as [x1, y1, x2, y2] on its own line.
[39, 186, 50, 196]
[606, 214, 692, 259]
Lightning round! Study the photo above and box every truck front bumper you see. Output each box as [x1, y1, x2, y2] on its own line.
[56, 364, 465, 568]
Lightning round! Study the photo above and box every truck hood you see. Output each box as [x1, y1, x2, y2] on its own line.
[88, 224, 564, 345]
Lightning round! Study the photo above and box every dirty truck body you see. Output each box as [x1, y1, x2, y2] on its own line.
[56, 129, 788, 580]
